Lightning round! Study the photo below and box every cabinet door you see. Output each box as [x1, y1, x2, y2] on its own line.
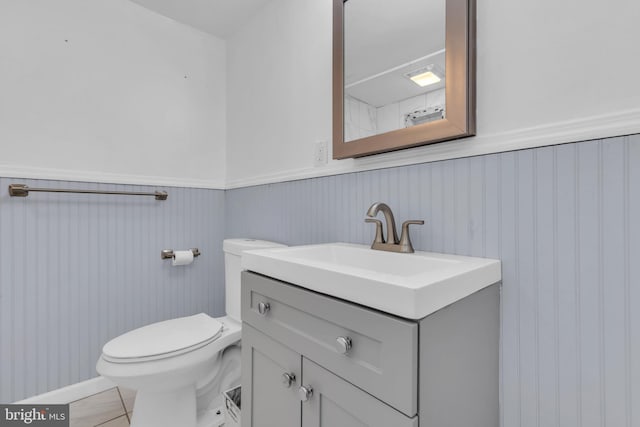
[242, 323, 301, 427]
[301, 358, 418, 427]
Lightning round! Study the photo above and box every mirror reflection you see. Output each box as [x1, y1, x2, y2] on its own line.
[344, 0, 446, 142]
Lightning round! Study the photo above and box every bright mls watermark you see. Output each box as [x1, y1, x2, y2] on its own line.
[0, 405, 68, 426]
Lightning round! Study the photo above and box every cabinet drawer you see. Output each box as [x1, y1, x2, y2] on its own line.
[241, 271, 418, 416]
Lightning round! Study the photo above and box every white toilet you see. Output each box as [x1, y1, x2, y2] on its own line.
[96, 238, 285, 427]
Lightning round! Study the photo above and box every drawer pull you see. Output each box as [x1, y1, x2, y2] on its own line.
[298, 385, 313, 402]
[257, 302, 271, 315]
[335, 336, 353, 354]
[282, 372, 296, 388]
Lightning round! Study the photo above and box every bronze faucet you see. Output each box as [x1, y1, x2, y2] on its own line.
[365, 202, 424, 253]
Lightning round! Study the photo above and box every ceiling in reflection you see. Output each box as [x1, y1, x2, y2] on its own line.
[345, 0, 446, 107]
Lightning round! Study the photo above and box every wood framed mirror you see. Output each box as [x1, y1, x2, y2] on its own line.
[333, 0, 476, 159]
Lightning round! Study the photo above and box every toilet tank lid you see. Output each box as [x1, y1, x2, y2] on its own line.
[223, 239, 287, 256]
[102, 313, 223, 360]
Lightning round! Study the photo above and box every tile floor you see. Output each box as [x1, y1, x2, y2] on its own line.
[68, 387, 227, 427]
[69, 387, 135, 427]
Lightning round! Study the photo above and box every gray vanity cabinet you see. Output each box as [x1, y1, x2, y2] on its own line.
[241, 271, 500, 427]
[242, 323, 416, 427]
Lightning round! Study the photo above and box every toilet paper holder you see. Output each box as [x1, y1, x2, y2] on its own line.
[161, 248, 201, 260]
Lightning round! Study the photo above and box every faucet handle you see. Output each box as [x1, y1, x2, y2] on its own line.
[399, 220, 425, 253]
[365, 218, 385, 244]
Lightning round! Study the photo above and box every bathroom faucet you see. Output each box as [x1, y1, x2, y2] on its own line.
[365, 202, 424, 253]
[366, 202, 399, 244]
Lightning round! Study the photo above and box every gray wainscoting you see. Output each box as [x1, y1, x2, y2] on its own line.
[0, 180, 226, 402]
[226, 134, 640, 427]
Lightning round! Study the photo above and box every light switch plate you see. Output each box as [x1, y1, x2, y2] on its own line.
[313, 140, 328, 166]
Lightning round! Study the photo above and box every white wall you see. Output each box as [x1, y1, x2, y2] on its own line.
[226, 0, 640, 187]
[0, 0, 227, 188]
[344, 95, 377, 141]
[226, 0, 332, 185]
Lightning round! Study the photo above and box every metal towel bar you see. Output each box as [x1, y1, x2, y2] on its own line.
[8, 184, 168, 200]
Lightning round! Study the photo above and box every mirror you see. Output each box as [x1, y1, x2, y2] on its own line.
[333, 0, 476, 159]
[344, 0, 446, 141]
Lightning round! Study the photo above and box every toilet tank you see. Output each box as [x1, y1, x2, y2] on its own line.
[223, 239, 287, 322]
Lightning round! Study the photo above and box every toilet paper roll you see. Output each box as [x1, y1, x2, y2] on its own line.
[172, 250, 194, 266]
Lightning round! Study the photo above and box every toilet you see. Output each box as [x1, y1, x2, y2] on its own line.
[96, 239, 286, 427]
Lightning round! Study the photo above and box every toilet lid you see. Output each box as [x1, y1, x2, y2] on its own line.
[102, 313, 224, 360]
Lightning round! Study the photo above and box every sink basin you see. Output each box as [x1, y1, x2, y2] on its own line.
[241, 243, 501, 319]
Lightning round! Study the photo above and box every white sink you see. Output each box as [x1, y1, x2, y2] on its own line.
[241, 243, 501, 319]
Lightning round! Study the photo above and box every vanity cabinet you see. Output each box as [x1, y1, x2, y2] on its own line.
[242, 324, 416, 427]
[241, 271, 499, 427]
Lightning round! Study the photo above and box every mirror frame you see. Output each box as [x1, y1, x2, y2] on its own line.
[333, 0, 476, 159]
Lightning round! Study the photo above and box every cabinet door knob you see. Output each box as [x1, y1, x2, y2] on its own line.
[282, 372, 296, 388]
[335, 336, 352, 354]
[257, 302, 270, 315]
[298, 385, 313, 402]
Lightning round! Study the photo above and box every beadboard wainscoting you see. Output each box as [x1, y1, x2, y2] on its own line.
[0, 179, 226, 403]
[226, 134, 640, 427]
[2, 133, 639, 427]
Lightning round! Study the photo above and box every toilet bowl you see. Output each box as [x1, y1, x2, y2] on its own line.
[96, 239, 286, 427]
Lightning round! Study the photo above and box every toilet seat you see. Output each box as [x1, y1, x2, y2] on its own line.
[102, 313, 224, 363]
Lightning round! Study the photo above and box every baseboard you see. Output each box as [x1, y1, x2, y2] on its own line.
[14, 377, 116, 404]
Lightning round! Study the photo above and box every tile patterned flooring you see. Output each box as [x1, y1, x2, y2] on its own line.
[69, 387, 135, 427]
[68, 386, 226, 427]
